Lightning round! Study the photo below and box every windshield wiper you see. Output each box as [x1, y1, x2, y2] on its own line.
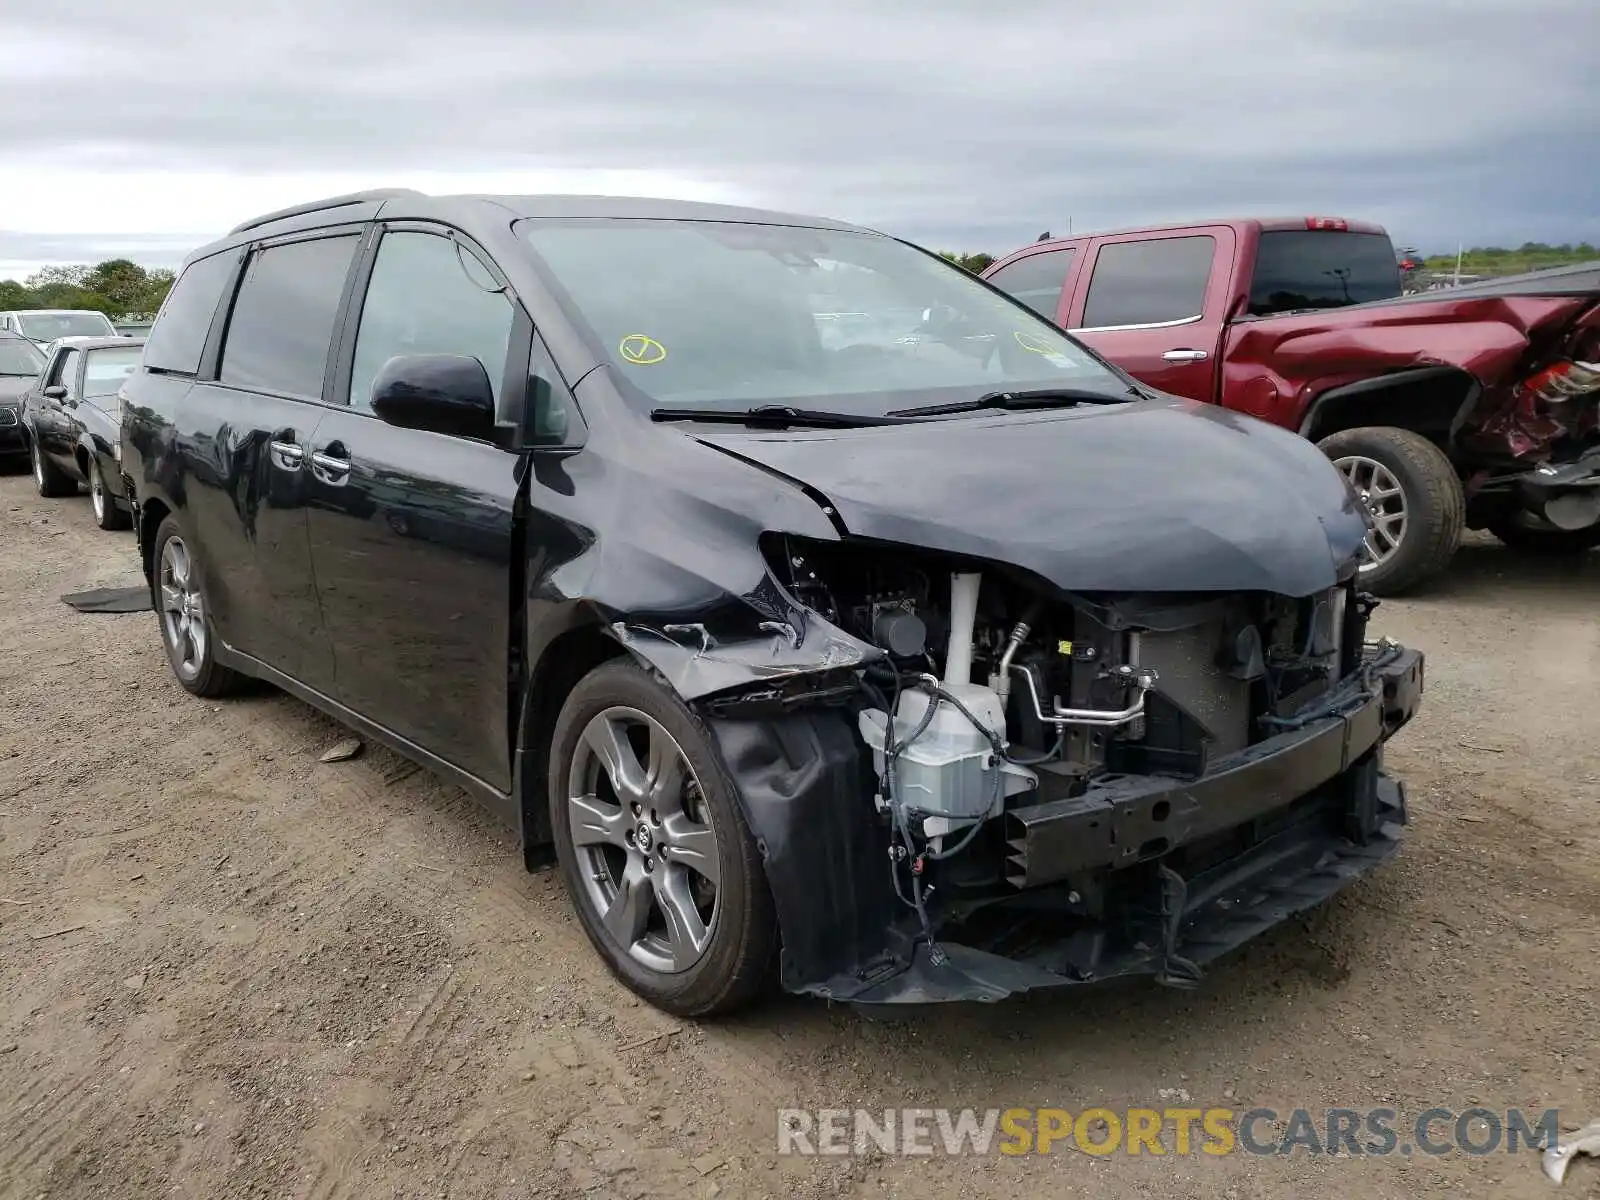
[650, 404, 906, 429]
[886, 385, 1140, 419]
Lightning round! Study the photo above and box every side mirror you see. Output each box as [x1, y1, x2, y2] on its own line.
[42, 385, 67, 400]
[369, 354, 497, 441]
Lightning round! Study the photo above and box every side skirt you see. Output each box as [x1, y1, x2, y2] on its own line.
[213, 642, 520, 833]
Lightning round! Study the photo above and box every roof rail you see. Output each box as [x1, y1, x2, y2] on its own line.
[228, 188, 426, 236]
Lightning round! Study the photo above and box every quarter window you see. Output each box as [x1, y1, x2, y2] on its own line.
[986, 248, 1075, 320]
[220, 234, 361, 400]
[348, 231, 516, 414]
[1081, 236, 1216, 329]
[143, 249, 239, 375]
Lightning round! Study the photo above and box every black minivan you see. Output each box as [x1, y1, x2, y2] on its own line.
[121, 189, 1423, 1016]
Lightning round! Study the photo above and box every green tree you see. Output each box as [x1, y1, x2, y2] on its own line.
[84, 258, 153, 314]
[0, 280, 34, 309]
[938, 250, 997, 274]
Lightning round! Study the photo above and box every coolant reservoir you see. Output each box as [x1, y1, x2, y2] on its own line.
[858, 683, 1035, 820]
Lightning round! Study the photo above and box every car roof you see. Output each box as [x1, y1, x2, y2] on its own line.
[200, 188, 882, 260]
[478, 193, 876, 233]
[1011, 216, 1390, 257]
[1, 308, 118, 318]
[43, 335, 144, 351]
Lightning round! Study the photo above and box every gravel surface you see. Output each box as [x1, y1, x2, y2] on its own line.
[1, 469, 1596, 1199]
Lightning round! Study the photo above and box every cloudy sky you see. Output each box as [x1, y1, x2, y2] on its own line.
[2, 0, 1596, 281]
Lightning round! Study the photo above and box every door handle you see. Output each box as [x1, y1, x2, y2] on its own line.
[309, 448, 351, 485]
[268, 440, 304, 471]
[1162, 349, 1209, 363]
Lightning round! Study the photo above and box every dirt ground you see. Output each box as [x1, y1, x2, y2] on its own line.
[1, 468, 1596, 1200]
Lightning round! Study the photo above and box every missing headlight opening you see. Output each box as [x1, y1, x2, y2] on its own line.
[737, 532, 1422, 1004]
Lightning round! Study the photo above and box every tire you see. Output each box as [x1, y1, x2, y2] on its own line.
[548, 659, 776, 1016]
[1485, 512, 1600, 556]
[1319, 426, 1464, 595]
[89, 457, 131, 531]
[151, 515, 243, 698]
[30, 435, 76, 498]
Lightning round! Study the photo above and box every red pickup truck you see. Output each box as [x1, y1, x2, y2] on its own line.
[981, 218, 1600, 593]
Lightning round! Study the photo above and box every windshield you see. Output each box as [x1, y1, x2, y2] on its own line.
[83, 345, 142, 398]
[1248, 231, 1403, 316]
[518, 218, 1129, 415]
[0, 340, 44, 376]
[18, 311, 117, 341]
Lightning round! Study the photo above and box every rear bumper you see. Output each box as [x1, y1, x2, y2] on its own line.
[790, 645, 1425, 1006]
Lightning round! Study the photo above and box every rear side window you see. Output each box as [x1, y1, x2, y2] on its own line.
[1248, 231, 1402, 316]
[1081, 236, 1215, 328]
[220, 234, 361, 400]
[84, 346, 142, 397]
[143, 250, 238, 374]
[986, 248, 1075, 319]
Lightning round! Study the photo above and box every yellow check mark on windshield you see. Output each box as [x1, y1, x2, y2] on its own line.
[619, 334, 667, 365]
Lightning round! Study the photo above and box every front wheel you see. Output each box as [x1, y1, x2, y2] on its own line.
[549, 660, 776, 1016]
[89, 457, 131, 531]
[152, 516, 243, 697]
[1485, 511, 1600, 556]
[1319, 426, 1465, 595]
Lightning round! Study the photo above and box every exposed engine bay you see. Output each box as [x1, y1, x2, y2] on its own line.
[735, 533, 1425, 1002]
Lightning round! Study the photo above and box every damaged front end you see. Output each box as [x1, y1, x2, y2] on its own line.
[1462, 352, 1600, 533]
[626, 534, 1424, 1006]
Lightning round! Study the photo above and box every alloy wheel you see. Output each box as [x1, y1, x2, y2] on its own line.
[158, 535, 207, 681]
[566, 706, 720, 975]
[1335, 454, 1408, 571]
[32, 442, 44, 490]
[90, 465, 106, 520]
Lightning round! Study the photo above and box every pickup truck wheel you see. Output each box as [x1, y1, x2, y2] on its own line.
[153, 515, 244, 697]
[1485, 512, 1600, 556]
[549, 660, 776, 1017]
[1320, 426, 1464, 595]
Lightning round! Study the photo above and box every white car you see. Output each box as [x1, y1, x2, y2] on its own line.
[0, 309, 122, 348]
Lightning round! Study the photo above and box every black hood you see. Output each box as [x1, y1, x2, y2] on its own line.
[0, 378, 29, 402]
[689, 397, 1369, 597]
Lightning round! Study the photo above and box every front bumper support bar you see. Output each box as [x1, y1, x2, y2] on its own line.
[1004, 647, 1423, 888]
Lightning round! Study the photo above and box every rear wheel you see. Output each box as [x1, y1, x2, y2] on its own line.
[1485, 511, 1600, 556]
[89, 457, 131, 531]
[153, 515, 243, 697]
[1319, 426, 1464, 595]
[30, 436, 76, 498]
[549, 659, 776, 1016]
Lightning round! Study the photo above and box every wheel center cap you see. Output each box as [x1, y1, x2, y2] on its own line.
[635, 823, 654, 852]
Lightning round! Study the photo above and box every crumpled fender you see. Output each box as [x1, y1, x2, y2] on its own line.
[1221, 295, 1596, 451]
[522, 417, 883, 704]
[1258, 316, 1535, 381]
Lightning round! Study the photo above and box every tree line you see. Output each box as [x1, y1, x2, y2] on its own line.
[2, 241, 1591, 321]
[1420, 242, 1598, 276]
[0, 259, 175, 321]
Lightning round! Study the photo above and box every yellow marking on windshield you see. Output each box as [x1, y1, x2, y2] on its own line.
[1014, 331, 1056, 355]
[619, 334, 668, 365]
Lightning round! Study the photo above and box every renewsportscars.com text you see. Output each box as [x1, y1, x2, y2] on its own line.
[776, 1106, 1561, 1158]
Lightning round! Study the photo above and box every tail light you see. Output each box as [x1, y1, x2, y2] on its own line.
[1305, 217, 1350, 232]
